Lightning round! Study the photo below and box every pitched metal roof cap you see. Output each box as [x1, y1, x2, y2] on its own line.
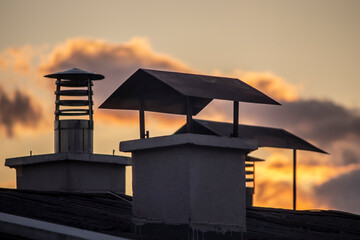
[246, 156, 265, 162]
[44, 68, 104, 81]
[100, 68, 280, 115]
[176, 119, 327, 154]
[143, 69, 280, 104]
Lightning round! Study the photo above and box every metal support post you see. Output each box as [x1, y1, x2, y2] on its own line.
[139, 99, 145, 139]
[233, 101, 239, 137]
[186, 96, 192, 133]
[293, 149, 297, 210]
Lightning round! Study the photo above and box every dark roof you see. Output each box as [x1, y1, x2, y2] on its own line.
[99, 69, 279, 115]
[246, 207, 360, 240]
[0, 188, 136, 239]
[175, 119, 327, 153]
[44, 68, 104, 81]
[1, 188, 359, 240]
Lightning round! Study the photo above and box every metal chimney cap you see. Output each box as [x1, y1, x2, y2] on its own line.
[44, 68, 104, 81]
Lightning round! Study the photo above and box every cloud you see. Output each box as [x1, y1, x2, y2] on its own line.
[0, 37, 194, 137]
[212, 69, 300, 102]
[254, 180, 293, 209]
[0, 46, 34, 76]
[315, 169, 360, 214]
[94, 110, 185, 134]
[38, 37, 192, 105]
[37, 37, 305, 132]
[253, 154, 360, 211]
[0, 179, 15, 189]
[246, 100, 360, 167]
[204, 97, 360, 165]
[254, 179, 320, 210]
[0, 55, 8, 70]
[342, 149, 358, 165]
[0, 85, 44, 137]
[234, 70, 300, 102]
[37, 37, 195, 133]
[268, 100, 360, 145]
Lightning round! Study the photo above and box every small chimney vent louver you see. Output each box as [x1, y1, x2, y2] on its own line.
[45, 68, 104, 153]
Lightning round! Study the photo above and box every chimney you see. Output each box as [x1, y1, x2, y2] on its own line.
[121, 134, 257, 240]
[100, 69, 278, 239]
[5, 68, 130, 193]
[47, 68, 100, 154]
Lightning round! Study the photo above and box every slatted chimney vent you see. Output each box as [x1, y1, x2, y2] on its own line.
[44, 68, 104, 153]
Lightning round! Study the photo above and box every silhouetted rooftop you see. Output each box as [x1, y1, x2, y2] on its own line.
[0, 188, 136, 239]
[176, 119, 327, 153]
[1, 188, 359, 240]
[100, 69, 279, 115]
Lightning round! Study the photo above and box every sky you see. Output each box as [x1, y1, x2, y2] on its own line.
[1, 0, 360, 214]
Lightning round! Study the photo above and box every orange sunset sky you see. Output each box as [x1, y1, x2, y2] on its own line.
[1, 0, 360, 214]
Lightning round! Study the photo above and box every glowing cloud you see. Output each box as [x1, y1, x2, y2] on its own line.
[38, 37, 192, 102]
[36, 37, 194, 130]
[212, 69, 300, 102]
[0, 46, 35, 76]
[0, 55, 8, 70]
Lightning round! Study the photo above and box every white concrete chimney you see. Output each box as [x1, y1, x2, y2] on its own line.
[121, 134, 257, 240]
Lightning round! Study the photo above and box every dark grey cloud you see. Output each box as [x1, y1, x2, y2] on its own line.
[243, 99, 360, 145]
[208, 99, 359, 146]
[315, 169, 360, 215]
[342, 149, 359, 165]
[202, 98, 360, 167]
[249, 100, 360, 166]
[0, 85, 43, 137]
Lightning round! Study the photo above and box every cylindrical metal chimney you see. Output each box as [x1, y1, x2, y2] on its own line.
[44, 68, 104, 153]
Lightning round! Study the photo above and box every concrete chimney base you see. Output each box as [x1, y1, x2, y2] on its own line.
[5, 153, 131, 194]
[121, 134, 257, 240]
